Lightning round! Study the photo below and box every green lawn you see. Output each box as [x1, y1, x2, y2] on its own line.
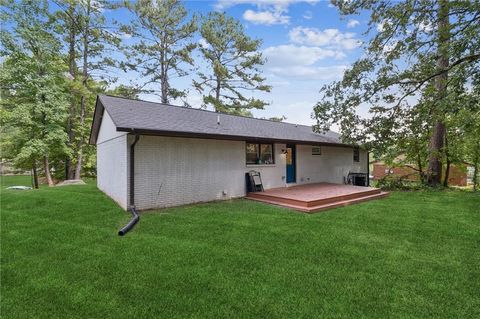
[1, 175, 479, 318]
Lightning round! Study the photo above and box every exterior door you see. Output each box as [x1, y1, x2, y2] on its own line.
[286, 144, 296, 183]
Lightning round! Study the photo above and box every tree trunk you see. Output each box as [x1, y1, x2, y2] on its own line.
[443, 158, 450, 187]
[428, 122, 446, 185]
[443, 133, 450, 187]
[214, 77, 221, 112]
[474, 164, 479, 192]
[74, 0, 90, 180]
[161, 67, 168, 104]
[66, 3, 77, 180]
[74, 150, 83, 179]
[416, 152, 425, 184]
[32, 160, 39, 189]
[160, 48, 168, 104]
[44, 156, 54, 186]
[74, 94, 86, 180]
[427, 0, 449, 186]
[473, 140, 480, 192]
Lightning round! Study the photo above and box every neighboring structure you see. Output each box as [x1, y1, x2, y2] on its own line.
[372, 160, 474, 186]
[89, 95, 368, 210]
[0, 159, 29, 175]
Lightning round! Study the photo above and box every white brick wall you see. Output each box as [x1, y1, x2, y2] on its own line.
[133, 136, 246, 210]
[96, 110, 126, 144]
[96, 112, 128, 209]
[130, 136, 368, 210]
[296, 145, 367, 184]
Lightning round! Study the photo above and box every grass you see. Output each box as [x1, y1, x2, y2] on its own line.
[1, 175, 479, 318]
[0, 174, 32, 188]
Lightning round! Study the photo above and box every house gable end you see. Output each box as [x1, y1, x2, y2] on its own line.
[89, 95, 127, 145]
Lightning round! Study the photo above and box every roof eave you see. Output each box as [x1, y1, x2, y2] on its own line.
[88, 96, 105, 145]
[116, 127, 353, 148]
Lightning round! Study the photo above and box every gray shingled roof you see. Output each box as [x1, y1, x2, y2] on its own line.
[89, 95, 347, 146]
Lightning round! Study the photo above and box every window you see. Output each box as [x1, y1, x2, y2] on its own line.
[353, 147, 360, 162]
[246, 143, 274, 164]
[246, 143, 259, 164]
[312, 146, 322, 155]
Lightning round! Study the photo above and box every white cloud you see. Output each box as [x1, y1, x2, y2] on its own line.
[178, 92, 205, 109]
[216, 0, 318, 26]
[289, 26, 361, 50]
[254, 100, 317, 126]
[268, 65, 348, 80]
[303, 10, 313, 20]
[198, 38, 211, 49]
[382, 39, 398, 54]
[262, 44, 347, 80]
[263, 44, 343, 66]
[376, 19, 391, 32]
[418, 21, 433, 32]
[347, 19, 359, 28]
[215, 0, 318, 10]
[90, 0, 106, 12]
[120, 32, 132, 40]
[243, 9, 290, 25]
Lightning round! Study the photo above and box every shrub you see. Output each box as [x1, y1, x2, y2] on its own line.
[376, 175, 429, 191]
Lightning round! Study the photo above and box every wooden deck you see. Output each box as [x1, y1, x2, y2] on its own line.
[246, 183, 388, 213]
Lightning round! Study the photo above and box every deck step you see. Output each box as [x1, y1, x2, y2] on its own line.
[246, 191, 389, 213]
[247, 188, 382, 208]
[246, 192, 309, 207]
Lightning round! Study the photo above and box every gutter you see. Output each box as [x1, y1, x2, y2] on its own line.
[116, 127, 353, 149]
[118, 134, 140, 236]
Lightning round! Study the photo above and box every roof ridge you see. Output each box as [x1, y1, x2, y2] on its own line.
[98, 94, 338, 136]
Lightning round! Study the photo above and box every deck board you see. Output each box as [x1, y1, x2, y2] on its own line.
[246, 183, 388, 213]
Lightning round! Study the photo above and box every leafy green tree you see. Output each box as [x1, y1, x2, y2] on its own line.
[379, 101, 431, 184]
[107, 84, 141, 99]
[122, 0, 197, 104]
[52, 0, 80, 180]
[465, 114, 480, 191]
[440, 82, 471, 186]
[54, 0, 121, 180]
[194, 12, 271, 116]
[313, 0, 480, 186]
[1, 0, 69, 187]
[265, 115, 287, 122]
[455, 78, 480, 191]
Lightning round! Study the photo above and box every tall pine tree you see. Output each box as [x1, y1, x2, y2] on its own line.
[194, 12, 271, 116]
[54, 0, 121, 180]
[122, 0, 197, 104]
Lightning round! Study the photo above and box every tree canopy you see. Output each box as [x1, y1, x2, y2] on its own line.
[314, 0, 480, 186]
[194, 12, 271, 116]
[1, 0, 69, 186]
[0, 1, 273, 185]
[122, 0, 197, 104]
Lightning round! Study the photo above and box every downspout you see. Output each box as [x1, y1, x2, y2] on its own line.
[118, 134, 140, 236]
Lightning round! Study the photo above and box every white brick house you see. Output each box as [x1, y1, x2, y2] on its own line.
[89, 95, 369, 211]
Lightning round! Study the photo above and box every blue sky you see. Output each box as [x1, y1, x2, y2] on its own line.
[109, 0, 371, 127]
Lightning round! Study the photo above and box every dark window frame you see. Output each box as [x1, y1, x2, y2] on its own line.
[246, 142, 275, 165]
[353, 146, 360, 162]
[312, 146, 322, 155]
